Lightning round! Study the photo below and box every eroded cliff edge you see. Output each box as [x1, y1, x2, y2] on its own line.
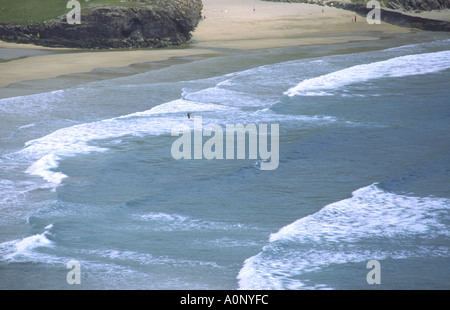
[0, 0, 203, 49]
[262, 0, 450, 32]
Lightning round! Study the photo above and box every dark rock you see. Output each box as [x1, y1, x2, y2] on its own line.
[386, 0, 450, 12]
[324, 1, 450, 32]
[262, 0, 450, 31]
[0, 0, 203, 49]
[262, 0, 450, 12]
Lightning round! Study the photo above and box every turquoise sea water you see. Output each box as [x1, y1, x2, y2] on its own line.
[1, 33, 449, 289]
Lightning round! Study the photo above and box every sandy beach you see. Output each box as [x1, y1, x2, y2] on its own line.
[0, 0, 435, 90]
[192, 0, 411, 49]
[0, 47, 215, 88]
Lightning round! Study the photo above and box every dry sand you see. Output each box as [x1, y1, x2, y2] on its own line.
[0, 0, 430, 89]
[192, 0, 411, 50]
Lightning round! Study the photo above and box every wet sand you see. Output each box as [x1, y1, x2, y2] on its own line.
[0, 0, 429, 96]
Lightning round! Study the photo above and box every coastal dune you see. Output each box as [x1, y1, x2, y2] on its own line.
[0, 0, 426, 89]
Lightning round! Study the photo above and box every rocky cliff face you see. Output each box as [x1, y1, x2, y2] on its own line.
[0, 0, 203, 49]
[262, 0, 450, 31]
[325, 1, 450, 31]
[262, 0, 450, 12]
[386, 0, 450, 12]
[326, 1, 450, 31]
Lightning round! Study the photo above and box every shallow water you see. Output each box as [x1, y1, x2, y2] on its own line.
[1, 32, 449, 289]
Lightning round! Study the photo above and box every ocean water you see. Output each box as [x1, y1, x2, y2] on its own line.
[1, 34, 449, 290]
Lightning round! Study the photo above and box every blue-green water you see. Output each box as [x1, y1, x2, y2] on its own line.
[1, 34, 449, 289]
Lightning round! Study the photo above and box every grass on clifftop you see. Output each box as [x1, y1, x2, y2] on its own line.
[0, 0, 143, 24]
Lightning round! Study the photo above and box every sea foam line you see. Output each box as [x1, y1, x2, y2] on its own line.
[16, 99, 224, 189]
[0, 224, 54, 262]
[285, 50, 450, 97]
[238, 184, 450, 290]
[16, 95, 336, 189]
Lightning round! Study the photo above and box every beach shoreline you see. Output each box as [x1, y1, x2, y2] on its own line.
[0, 0, 445, 97]
[1, 1, 450, 292]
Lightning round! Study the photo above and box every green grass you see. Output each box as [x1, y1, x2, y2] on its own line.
[0, 0, 143, 24]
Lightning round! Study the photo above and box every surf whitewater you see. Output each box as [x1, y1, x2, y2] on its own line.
[1, 36, 449, 289]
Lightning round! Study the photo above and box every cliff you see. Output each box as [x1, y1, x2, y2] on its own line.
[385, 0, 450, 12]
[262, 0, 450, 12]
[0, 0, 203, 49]
[325, 2, 450, 32]
[261, 0, 450, 31]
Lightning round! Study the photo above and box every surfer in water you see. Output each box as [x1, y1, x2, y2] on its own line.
[187, 112, 191, 119]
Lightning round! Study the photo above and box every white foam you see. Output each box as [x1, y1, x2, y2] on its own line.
[16, 90, 336, 189]
[121, 99, 233, 118]
[14, 92, 251, 189]
[25, 153, 68, 187]
[238, 184, 450, 289]
[13, 103, 186, 187]
[269, 184, 449, 243]
[1, 227, 54, 262]
[14, 233, 52, 254]
[285, 51, 450, 97]
[18, 123, 36, 130]
[134, 212, 252, 232]
[21, 50, 443, 189]
[84, 248, 222, 269]
[184, 87, 271, 108]
[0, 90, 64, 114]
